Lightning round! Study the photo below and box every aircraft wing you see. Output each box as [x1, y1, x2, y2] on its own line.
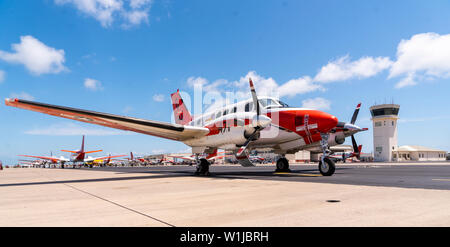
[168, 155, 195, 161]
[18, 155, 62, 163]
[5, 98, 210, 141]
[86, 154, 128, 162]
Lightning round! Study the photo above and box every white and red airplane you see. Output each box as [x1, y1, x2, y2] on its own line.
[5, 79, 367, 176]
[18, 135, 126, 168]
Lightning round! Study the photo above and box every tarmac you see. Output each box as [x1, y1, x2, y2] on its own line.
[1, 162, 450, 226]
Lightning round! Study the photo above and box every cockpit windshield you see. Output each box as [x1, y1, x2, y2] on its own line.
[258, 99, 290, 109]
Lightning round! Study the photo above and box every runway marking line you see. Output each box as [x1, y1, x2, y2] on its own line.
[273, 172, 322, 177]
[432, 179, 450, 182]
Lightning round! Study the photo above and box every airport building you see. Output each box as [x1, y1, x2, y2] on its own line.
[370, 104, 400, 162]
[393, 145, 447, 162]
[370, 103, 447, 162]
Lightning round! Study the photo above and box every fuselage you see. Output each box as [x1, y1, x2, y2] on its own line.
[182, 97, 341, 154]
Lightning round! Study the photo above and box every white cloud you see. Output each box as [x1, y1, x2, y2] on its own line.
[25, 122, 131, 136]
[314, 55, 393, 83]
[55, 0, 152, 28]
[187, 71, 328, 113]
[394, 72, 417, 89]
[236, 71, 280, 98]
[130, 0, 151, 9]
[389, 32, 450, 88]
[0, 70, 5, 83]
[301, 97, 331, 110]
[9, 92, 35, 101]
[84, 78, 103, 91]
[122, 10, 149, 27]
[0, 36, 67, 75]
[152, 94, 164, 102]
[278, 76, 324, 98]
[187, 76, 208, 88]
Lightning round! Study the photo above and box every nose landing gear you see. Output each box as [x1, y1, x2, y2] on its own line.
[319, 133, 336, 176]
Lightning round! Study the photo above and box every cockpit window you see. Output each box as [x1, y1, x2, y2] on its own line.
[258, 99, 290, 109]
[277, 100, 290, 108]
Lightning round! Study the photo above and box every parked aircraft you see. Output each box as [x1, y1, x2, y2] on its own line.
[5, 79, 367, 176]
[329, 142, 363, 163]
[85, 154, 125, 167]
[19, 136, 125, 168]
[168, 150, 232, 164]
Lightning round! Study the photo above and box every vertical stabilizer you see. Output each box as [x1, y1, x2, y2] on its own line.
[170, 90, 192, 125]
[80, 135, 85, 153]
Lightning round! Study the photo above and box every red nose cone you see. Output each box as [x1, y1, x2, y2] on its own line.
[314, 111, 338, 133]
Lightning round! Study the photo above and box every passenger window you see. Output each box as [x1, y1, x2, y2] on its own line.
[245, 103, 250, 112]
[223, 109, 228, 116]
[232, 106, 237, 113]
[216, 111, 222, 118]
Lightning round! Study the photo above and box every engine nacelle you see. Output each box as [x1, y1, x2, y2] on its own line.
[244, 127, 260, 140]
[328, 132, 345, 146]
[184, 127, 250, 147]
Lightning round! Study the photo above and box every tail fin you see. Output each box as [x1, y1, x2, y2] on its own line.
[81, 135, 85, 153]
[356, 145, 362, 159]
[130, 152, 134, 161]
[170, 89, 192, 125]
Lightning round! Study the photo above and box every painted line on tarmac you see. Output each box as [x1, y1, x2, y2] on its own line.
[36, 170, 175, 227]
[273, 172, 322, 177]
[62, 183, 176, 227]
[432, 179, 450, 182]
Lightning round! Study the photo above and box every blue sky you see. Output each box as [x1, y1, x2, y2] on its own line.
[1, 0, 450, 164]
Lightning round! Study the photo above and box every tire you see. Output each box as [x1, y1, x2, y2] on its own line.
[196, 158, 210, 175]
[319, 157, 335, 176]
[276, 158, 290, 172]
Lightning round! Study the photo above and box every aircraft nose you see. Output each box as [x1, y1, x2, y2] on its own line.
[316, 111, 338, 133]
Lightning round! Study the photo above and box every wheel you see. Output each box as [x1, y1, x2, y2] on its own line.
[195, 158, 210, 175]
[276, 158, 290, 172]
[319, 157, 335, 176]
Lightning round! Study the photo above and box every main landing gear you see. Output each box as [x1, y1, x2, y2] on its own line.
[195, 158, 211, 176]
[276, 157, 291, 172]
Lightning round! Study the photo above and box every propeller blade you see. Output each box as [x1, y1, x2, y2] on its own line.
[236, 128, 259, 157]
[351, 135, 358, 152]
[236, 78, 272, 157]
[351, 135, 362, 159]
[249, 78, 260, 115]
[350, 103, 361, 124]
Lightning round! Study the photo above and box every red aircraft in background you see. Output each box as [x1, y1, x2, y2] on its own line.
[18, 135, 126, 168]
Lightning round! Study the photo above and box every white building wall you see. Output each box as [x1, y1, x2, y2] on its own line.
[373, 117, 398, 161]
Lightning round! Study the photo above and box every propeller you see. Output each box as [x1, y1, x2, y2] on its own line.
[349, 103, 363, 159]
[236, 78, 272, 157]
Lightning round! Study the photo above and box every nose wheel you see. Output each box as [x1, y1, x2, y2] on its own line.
[319, 133, 336, 176]
[319, 157, 335, 176]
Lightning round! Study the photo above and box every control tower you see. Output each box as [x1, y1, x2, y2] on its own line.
[370, 104, 400, 162]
